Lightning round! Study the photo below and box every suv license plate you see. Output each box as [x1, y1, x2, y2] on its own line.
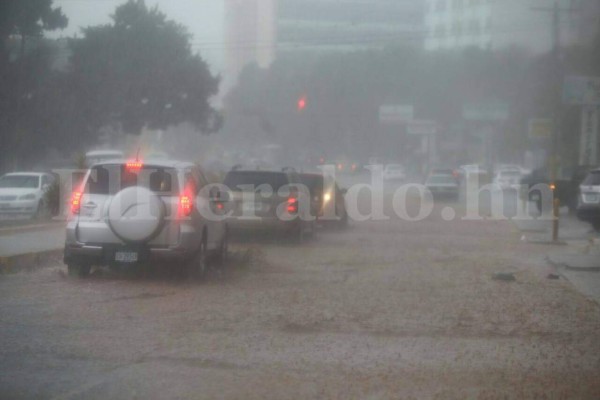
[243, 203, 260, 213]
[115, 251, 138, 263]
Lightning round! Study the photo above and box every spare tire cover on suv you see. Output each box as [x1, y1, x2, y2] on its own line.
[107, 186, 165, 243]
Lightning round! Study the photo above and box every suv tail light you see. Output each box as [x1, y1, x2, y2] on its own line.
[287, 196, 298, 213]
[179, 194, 193, 217]
[71, 191, 82, 214]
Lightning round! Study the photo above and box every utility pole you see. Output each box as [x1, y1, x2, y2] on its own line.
[531, 1, 578, 242]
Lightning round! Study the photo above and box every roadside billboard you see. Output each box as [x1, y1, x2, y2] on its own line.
[379, 104, 414, 124]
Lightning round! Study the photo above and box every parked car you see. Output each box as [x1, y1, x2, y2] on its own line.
[0, 172, 56, 219]
[520, 166, 596, 214]
[383, 164, 406, 181]
[299, 173, 348, 228]
[577, 168, 600, 231]
[425, 174, 459, 199]
[64, 159, 228, 278]
[223, 168, 315, 241]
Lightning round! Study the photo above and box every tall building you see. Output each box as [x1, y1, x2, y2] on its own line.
[424, 0, 599, 54]
[223, 0, 424, 91]
[224, 0, 277, 90]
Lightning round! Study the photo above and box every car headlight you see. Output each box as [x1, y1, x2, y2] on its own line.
[19, 193, 36, 200]
[323, 192, 332, 204]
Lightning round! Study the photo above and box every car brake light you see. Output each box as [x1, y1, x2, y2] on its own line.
[179, 194, 193, 217]
[287, 197, 298, 213]
[71, 191, 82, 214]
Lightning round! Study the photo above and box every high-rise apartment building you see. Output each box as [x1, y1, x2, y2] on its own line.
[223, 0, 424, 90]
[276, 0, 424, 52]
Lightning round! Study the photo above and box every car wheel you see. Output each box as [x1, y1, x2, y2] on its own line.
[68, 264, 91, 278]
[214, 229, 229, 267]
[185, 239, 207, 280]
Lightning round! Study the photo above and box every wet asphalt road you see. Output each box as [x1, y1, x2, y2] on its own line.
[1, 187, 600, 399]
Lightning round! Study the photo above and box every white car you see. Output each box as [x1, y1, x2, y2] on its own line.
[85, 150, 124, 167]
[425, 174, 459, 199]
[493, 169, 522, 190]
[0, 172, 55, 219]
[383, 164, 406, 181]
[577, 168, 600, 232]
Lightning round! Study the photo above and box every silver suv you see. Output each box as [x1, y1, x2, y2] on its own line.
[64, 160, 228, 277]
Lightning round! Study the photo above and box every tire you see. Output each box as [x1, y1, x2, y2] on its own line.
[184, 239, 207, 280]
[214, 230, 229, 267]
[68, 264, 91, 278]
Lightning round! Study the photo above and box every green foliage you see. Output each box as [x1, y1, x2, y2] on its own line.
[67, 0, 221, 136]
[0, 1, 67, 171]
[0, 0, 67, 42]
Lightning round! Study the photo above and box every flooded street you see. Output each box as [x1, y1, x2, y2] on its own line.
[2, 189, 599, 399]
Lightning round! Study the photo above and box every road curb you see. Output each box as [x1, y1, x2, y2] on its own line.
[0, 221, 66, 236]
[545, 254, 600, 272]
[0, 249, 63, 274]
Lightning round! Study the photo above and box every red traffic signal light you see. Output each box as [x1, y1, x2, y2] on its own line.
[297, 96, 307, 111]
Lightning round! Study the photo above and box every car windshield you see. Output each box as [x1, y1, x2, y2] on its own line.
[85, 165, 178, 195]
[582, 172, 600, 186]
[500, 171, 521, 178]
[0, 175, 39, 189]
[224, 171, 289, 192]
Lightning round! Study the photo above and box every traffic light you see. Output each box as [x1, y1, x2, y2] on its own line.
[297, 95, 307, 112]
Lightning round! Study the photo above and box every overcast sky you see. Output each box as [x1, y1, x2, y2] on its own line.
[52, 0, 224, 73]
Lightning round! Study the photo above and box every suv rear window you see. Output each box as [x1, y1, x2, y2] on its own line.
[299, 174, 324, 195]
[582, 171, 600, 186]
[224, 171, 289, 192]
[86, 165, 179, 195]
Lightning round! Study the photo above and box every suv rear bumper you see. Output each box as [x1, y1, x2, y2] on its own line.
[227, 216, 301, 233]
[64, 242, 195, 266]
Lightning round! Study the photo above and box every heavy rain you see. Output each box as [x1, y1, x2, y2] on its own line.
[1, 0, 600, 398]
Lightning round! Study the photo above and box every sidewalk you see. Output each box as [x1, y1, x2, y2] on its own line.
[511, 202, 600, 303]
[0, 222, 66, 272]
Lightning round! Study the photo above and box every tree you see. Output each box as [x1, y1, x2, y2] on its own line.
[67, 0, 221, 142]
[0, 0, 67, 171]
